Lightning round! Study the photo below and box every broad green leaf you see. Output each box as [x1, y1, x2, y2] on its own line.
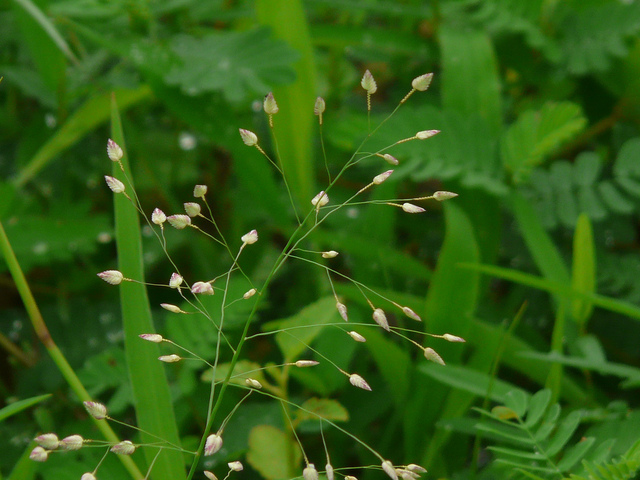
[296, 398, 349, 423]
[202, 360, 267, 388]
[246, 425, 300, 480]
[256, 0, 317, 208]
[164, 28, 298, 102]
[423, 203, 479, 361]
[556, 437, 596, 472]
[365, 327, 411, 406]
[407, 203, 480, 462]
[0, 210, 110, 272]
[525, 389, 552, 429]
[111, 97, 186, 480]
[512, 191, 570, 285]
[0, 394, 51, 422]
[504, 390, 529, 418]
[12, 0, 68, 96]
[440, 26, 502, 136]
[560, 1, 640, 75]
[546, 410, 583, 456]
[263, 296, 337, 363]
[312, 229, 432, 282]
[418, 364, 526, 403]
[14, 86, 152, 187]
[501, 102, 586, 183]
[572, 213, 596, 327]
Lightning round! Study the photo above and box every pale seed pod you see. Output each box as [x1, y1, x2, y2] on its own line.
[303, 463, 319, 480]
[245, 378, 263, 389]
[243, 288, 257, 299]
[111, 440, 135, 455]
[169, 273, 183, 288]
[336, 302, 348, 321]
[204, 433, 223, 456]
[382, 460, 399, 480]
[60, 434, 84, 451]
[184, 202, 201, 217]
[373, 170, 394, 185]
[416, 130, 440, 140]
[361, 70, 377, 94]
[204, 471, 218, 480]
[348, 331, 366, 342]
[314, 97, 326, 116]
[322, 250, 339, 258]
[295, 360, 319, 367]
[402, 306, 422, 322]
[311, 191, 329, 207]
[167, 214, 191, 229]
[193, 184, 208, 198]
[161, 303, 186, 314]
[107, 139, 123, 162]
[411, 73, 433, 91]
[97, 270, 124, 285]
[263, 92, 279, 115]
[406, 464, 427, 474]
[402, 203, 425, 214]
[424, 347, 445, 365]
[104, 175, 125, 193]
[325, 463, 334, 480]
[84, 401, 107, 420]
[443, 333, 466, 343]
[159, 354, 181, 363]
[81, 473, 97, 480]
[239, 128, 258, 146]
[349, 373, 372, 391]
[241, 229, 258, 245]
[433, 191, 458, 201]
[228, 461, 243, 472]
[383, 154, 399, 165]
[191, 282, 214, 295]
[152, 208, 166, 225]
[344, 477, 358, 480]
[139, 333, 163, 343]
[373, 308, 390, 331]
[29, 446, 48, 462]
[35, 433, 59, 450]
[397, 469, 420, 480]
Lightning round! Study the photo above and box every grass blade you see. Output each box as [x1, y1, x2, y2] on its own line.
[110, 94, 186, 480]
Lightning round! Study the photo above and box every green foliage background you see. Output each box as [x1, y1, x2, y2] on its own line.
[2, 0, 640, 479]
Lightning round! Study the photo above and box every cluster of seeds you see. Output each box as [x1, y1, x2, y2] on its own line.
[30, 70, 463, 480]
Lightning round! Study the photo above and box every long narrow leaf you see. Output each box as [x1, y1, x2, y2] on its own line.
[459, 263, 640, 321]
[255, 0, 317, 208]
[572, 213, 596, 328]
[14, 86, 152, 187]
[110, 95, 186, 480]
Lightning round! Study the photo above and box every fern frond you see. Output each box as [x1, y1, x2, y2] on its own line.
[567, 439, 640, 480]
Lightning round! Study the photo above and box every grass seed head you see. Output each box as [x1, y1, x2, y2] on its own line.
[152, 208, 166, 225]
[263, 92, 279, 115]
[84, 401, 107, 420]
[205, 434, 223, 456]
[107, 139, 123, 162]
[411, 73, 433, 91]
[373, 308, 390, 331]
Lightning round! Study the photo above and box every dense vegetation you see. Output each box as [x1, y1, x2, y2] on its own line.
[2, 1, 640, 479]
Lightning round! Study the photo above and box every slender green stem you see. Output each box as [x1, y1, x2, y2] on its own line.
[0, 219, 144, 480]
